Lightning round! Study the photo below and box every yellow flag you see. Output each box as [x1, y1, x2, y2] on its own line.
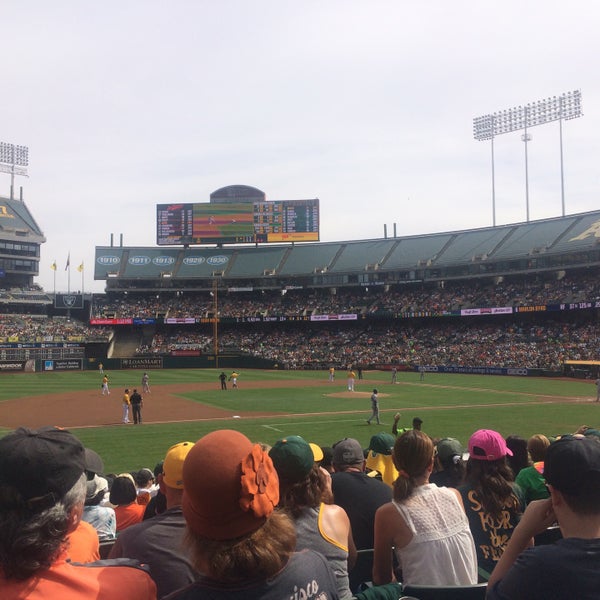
[77, 262, 84, 273]
[50, 261, 57, 271]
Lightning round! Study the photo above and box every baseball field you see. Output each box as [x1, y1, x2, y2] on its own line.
[0, 368, 597, 474]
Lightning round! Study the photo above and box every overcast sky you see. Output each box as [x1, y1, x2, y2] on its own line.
[2, 1, 599, 293]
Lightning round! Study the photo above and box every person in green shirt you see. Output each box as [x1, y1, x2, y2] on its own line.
[515, 434, 551, 505]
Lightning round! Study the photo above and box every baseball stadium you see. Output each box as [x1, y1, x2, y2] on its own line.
[0, 183, 599, 473]
[2, 181, 600, 600]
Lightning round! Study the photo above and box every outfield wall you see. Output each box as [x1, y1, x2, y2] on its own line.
[81, 354, 278, 372]
[0, 355, 565, 378]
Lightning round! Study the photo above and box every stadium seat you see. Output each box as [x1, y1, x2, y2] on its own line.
[534, 525, 562, 545]
[399, 582, 487, 600]
[353, 582, 403, 600]
[350, 548, 375, 593]
[98, 539, 116, 559]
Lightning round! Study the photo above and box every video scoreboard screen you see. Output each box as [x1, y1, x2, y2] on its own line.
[157, 199, 319, 245]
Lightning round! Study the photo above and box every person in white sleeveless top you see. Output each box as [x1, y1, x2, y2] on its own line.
[373, 430, 478, 586]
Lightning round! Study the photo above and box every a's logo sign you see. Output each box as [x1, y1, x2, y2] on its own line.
[97, 256, 121, 266]
[207, 255, 229, 266]
[570, 220, 600, 241]
[153, 256, 175, 266]
[129, 256, 151, 266]
[63, 295, 77, 307]
[183, 257, 205, 265]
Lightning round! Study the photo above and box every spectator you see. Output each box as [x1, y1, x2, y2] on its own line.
[135, 467, 159, 506]
[515, 434, 551, 505]
[458, 429, 525, 581]
[506, 435, 529, 478]
[331, 437, 392, 592]
[430, 437, 467, 488]
[84, 446, 106, 481]
[0, 426, 156, 599]
[82, 474, 116, 541]
[270, 435, 357, 600]
[320, 446, 335, 474]
[366, 432, 398, 487]
[65, 518, 100, 563]
[143, 461, 167, 520]
[487, 435, 600, 599]
[392, 414, 423, 436]
[373, 430, 477, 586]
[309, 442, 324, 466]
[165, 430, 339, 600]
[110, 475, 146, 533]
[110, 442, 199, 598]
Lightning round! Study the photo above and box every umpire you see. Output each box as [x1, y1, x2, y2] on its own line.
[130, 388, 144, 424]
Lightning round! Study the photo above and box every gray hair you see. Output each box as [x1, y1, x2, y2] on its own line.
[0, 473, 86, 580]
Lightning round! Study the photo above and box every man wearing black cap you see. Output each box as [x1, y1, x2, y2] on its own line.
[487, 435, 600, 599]
[0, 426, 156, 599]
[331, 437, 392, 592]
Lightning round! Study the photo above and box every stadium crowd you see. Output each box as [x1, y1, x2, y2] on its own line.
[0, 314, 111, 343]
[136, 318, 598, 371]
[1, 423, 598, 598]
[91, 272, 600, 319]
[1, 272, 599, 372]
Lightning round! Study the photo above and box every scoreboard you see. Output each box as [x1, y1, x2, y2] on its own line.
[157, 199, 319, 245]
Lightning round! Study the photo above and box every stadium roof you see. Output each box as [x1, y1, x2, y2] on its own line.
[0, 196, 45, 242]
[94, 209, 600, 286]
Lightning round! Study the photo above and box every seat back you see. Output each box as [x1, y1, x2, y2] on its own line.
[350, 548, 375, 593]
[400, 583, 487, 600]
[534, 525, 562, 546]
[98, 539, 116, 559]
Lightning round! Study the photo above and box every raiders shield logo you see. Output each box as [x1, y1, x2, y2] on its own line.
[63, 295, 77, 308]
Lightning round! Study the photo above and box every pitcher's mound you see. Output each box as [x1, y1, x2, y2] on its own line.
[327, 391, 390, 399]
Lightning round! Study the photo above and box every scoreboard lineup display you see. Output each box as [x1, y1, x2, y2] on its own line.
[157, 199, 320, 245]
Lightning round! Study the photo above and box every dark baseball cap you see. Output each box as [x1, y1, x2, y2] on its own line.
[436, 438, 464, 463]
[269, 435, 314, 482]
[0, 426, 85, 510]
[333, 438, 364, 466]
[84, 447, 105, 475]
[368, 432, 396, 456]
[544, 435, 600, 496]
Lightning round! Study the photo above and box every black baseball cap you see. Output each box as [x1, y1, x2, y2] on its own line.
[544, 435, 600, 496]
[0, 426, 85, 510]
[85, 447, 105, 475]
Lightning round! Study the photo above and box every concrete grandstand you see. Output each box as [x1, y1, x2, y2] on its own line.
[85, 198, 600, 376]
[2, 187, 600, 376]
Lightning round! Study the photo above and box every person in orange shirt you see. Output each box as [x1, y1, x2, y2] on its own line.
[110, 475, 146, 533]
[0, 426, 156, 599]
[66, 519, 100, 563]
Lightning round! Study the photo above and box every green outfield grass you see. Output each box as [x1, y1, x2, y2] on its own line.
[0, 369, 597, 474]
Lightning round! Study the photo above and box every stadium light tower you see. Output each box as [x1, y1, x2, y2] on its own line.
[0, 142, 29, 200]
[473, 90, 582, 225]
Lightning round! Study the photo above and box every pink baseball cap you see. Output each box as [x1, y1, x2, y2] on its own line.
[468, 429, 513, 461]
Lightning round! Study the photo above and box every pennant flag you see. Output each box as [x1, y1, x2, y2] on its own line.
[65, 253, 70, 271]
[77, 262, 84, 273]
[50, 261, 57, 271]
